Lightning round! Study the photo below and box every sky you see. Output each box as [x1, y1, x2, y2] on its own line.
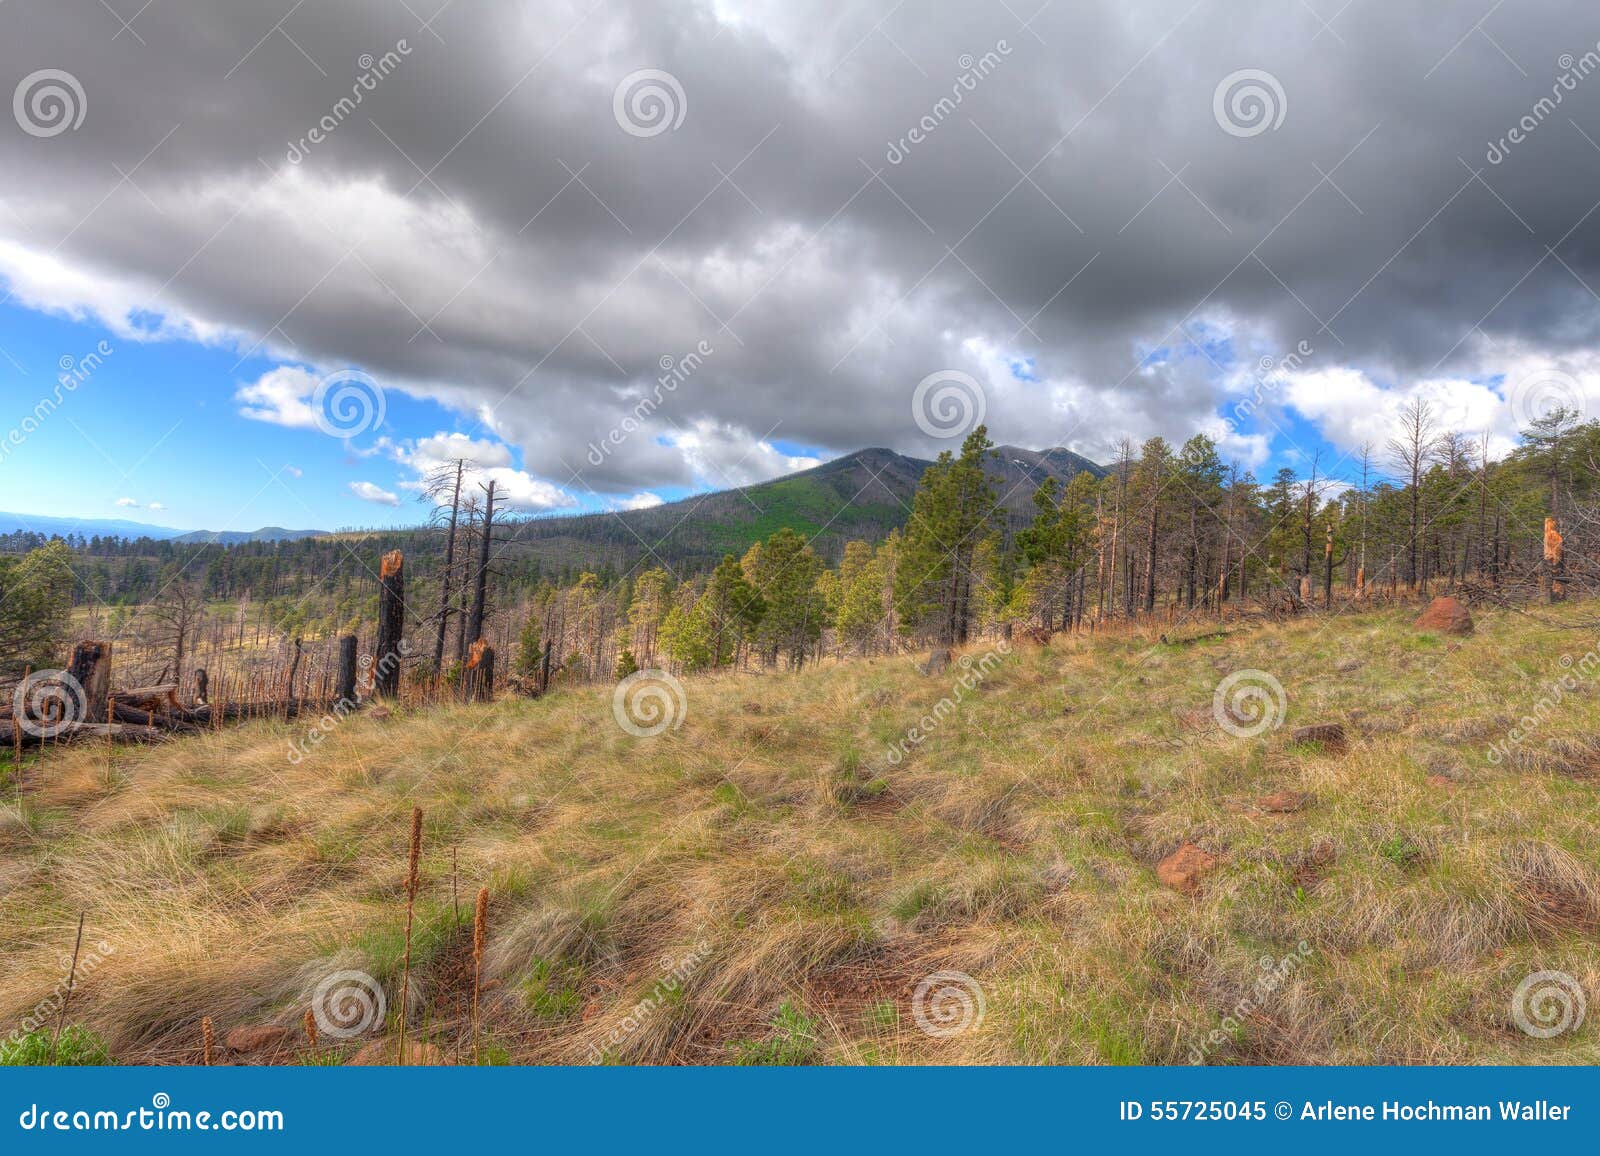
[3, 0, 1600, 532]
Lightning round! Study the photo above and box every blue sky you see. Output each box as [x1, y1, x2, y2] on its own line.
[0, 289, 1335, 534]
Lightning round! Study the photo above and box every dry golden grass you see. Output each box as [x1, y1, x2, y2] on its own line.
[2, 599, 1598, 1065]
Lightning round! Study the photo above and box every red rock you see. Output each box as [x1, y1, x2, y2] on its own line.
[1257, 791, 1310, 814]
[225, 1025, 290, 1054]
[1156, 843, 1217, 893]
[348, 1039, 452, 1066]
[1414, 596, 1473, 635]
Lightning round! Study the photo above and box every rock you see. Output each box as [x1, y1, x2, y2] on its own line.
[225, 1025, 290, 1054]
[1257, 790, 1311, 814]
[1156, 843, 1217, 893]
[918, 648, 951, 677]
[1290, 723, 1347, 751]
[1414, 596, 1473, 635]
[348, 1039, 452, 1066]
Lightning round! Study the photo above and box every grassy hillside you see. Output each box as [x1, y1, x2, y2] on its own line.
[2, 600, 1597, 1065]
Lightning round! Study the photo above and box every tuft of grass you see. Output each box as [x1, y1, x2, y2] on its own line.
[732, 1002, 822, 1066]
[2, 1026, 112, 1067]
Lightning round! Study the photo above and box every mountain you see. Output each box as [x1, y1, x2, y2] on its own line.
[0, 511, 327, 544]
[171, 527, 329, 545]
[507, 444, 1106, 575]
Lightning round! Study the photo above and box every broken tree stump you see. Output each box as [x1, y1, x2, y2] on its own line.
[336, 634, 358, 706]
[376, 552, 404, 698]
[464, 640, 495, 703]
[66, 641, 112, 725]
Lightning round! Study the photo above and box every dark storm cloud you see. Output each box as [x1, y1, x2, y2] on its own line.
[4, 0, 1600, 494]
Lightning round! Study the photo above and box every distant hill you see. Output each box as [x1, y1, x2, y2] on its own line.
[507, 444, 1106, 575]
[170, 527, 329, 545]
[0, 511, 327, 544]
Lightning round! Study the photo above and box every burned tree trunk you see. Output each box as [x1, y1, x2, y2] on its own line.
[67, 641, 112, 726]
[468, 480, 497, 646]
[1545, 516, 1565, 602]
[376, 550, 405, 698]
[463, 639, 495, 703]
[336, 634, 358, 705]
[194, 667, 208, 706]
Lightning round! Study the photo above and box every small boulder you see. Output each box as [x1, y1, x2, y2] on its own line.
[1156, 843, 1217, 893]
[225, 1025, 290, 1054]
[1414, 596, 1473, 635]
[1290, 723, 1347, 751]
[348, 1039, 452, 1066]
[918, 648, 951, 677]
[1257, 790, 1311, 814]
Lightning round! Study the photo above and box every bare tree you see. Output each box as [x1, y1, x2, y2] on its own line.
[422, 458, 472, 680]
[1386, 398, 1439, 591]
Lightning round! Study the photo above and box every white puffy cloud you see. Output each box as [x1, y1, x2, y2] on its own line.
[349, 480, 400, 507]
[235, 366, 322, 431]
[115, 497, 137, 507]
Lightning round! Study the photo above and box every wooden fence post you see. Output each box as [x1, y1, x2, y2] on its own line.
[376, 551, 405, 698]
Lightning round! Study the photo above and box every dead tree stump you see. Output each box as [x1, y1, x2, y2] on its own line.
[336, 634, 359, 705]
[464, 639, 495, 702]
[376, 551, 405, 698]
[194, 667, 208, 706]
[67, 641, 112, 725]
